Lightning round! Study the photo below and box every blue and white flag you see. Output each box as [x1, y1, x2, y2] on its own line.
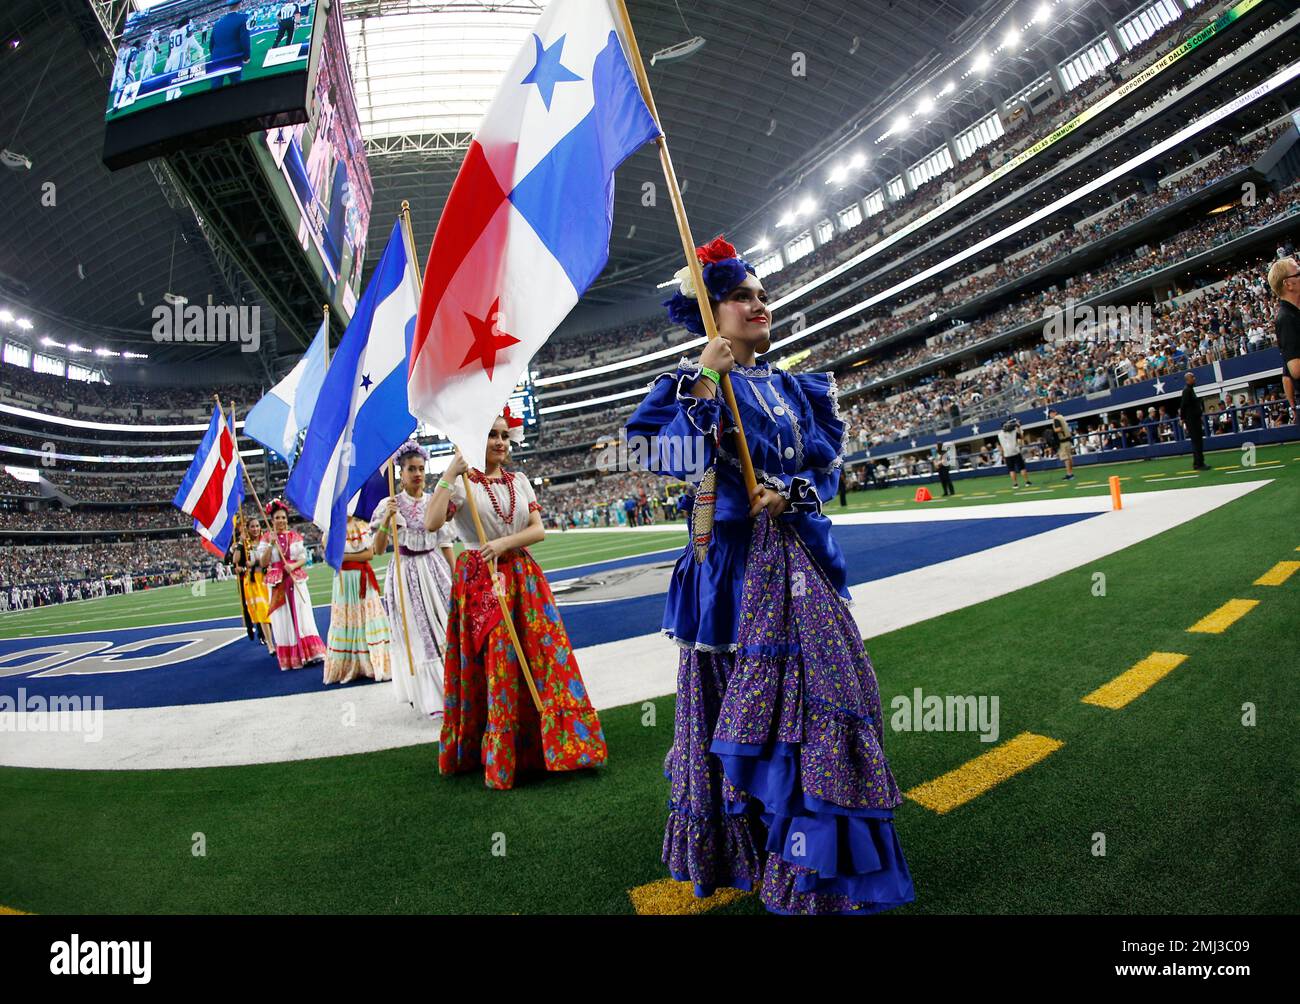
[286, 220, 419, 569]
[242, 317, 328, 468]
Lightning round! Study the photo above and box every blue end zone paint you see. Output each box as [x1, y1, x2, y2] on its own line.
[0, 513, 1095, 710]
[560, 513, 1097, 647]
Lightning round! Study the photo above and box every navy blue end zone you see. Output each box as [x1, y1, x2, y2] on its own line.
[0, 512, 1097, 710]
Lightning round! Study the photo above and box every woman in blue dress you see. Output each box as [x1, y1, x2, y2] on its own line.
[624, 237, 915, 915]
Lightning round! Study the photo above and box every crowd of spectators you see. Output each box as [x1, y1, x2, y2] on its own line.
[840, 259, 1284, 448]
[0, 505, 189, 531]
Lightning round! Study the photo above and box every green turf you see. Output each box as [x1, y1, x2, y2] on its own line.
[0, 448, 1295, 914]
[0, 529, 688, 640]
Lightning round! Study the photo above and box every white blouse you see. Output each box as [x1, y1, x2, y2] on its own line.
[446, 471, 540, 549]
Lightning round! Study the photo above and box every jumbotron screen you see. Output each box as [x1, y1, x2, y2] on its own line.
[252, 0, 371, 320]
[103, 0, 324, 169]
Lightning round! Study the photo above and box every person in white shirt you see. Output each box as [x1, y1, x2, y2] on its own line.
[997, 419, 1032, 488]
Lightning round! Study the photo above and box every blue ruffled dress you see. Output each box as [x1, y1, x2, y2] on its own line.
[624, 358, 915, 915]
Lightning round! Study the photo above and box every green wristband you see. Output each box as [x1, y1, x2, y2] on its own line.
[700, 366, 721, 386]
[436, 479, 453, 492]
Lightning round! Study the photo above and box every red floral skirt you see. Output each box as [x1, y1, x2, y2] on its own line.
[439, 548, 608, 790]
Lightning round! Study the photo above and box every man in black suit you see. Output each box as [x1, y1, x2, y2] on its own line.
[1179, 372, 1208, 470]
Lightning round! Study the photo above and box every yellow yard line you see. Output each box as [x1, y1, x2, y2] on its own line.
[1187, 599, 1259, 634]
[1254, 561, 1300, 587]
[1081, 652, 1189, 710]
[627, 878, 749, 915]
[0, 904, 29, 915]
[1213, 465, 1239, 471]
[905, 732, 1064, 815]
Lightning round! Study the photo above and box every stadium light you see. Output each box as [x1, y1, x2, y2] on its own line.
[827, 163, 848, 184]
[1033, 2, 1052, 24]
[892, 114, 909, 134]
[776, 211, 795, 227]
[938, 80, 955, 97]
[796, 196, 816, 217]
[973, 51, 991, 74]
[0, 310, 12, 324]
[1003, 28, 1020, 52]
[40, 337, 63, 348]
[917, 96, 934, 116]
[849, 152, 867, 169]
[16, 318, 33, 330]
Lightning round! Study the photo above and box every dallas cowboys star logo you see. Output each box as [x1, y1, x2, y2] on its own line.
[360, 373, 373, 393]
[1152, 378, 1165, 394]
[520, 33, 582, 110]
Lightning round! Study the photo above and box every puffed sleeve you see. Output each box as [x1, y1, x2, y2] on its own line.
[621, 356, 723, 483]
[761, 370, 847, 516]
[518, 473, 542, 516]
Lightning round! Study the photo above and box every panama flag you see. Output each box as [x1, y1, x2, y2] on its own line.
[173, 404, 245, 556]
[286, 220, 419, 570]
[408, 0, 660, 469]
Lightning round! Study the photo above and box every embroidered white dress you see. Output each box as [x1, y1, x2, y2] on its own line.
[372, 491, 456, 717]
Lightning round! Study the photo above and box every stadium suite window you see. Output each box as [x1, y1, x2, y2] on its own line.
[2, 343, 30, 368]
[786, 233, 814, 264]
[33, 353, 64, 378]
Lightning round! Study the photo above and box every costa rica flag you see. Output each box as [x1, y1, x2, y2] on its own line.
[173, 404, 245, 556]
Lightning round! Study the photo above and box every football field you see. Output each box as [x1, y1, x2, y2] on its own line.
[1, 444, 1296, 915]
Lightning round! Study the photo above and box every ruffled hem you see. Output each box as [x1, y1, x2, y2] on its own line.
[710, 740, 914, 914]
[661, 629, 739, 653]
[275, 634, 326, 670]
[662, 806, 763, 899]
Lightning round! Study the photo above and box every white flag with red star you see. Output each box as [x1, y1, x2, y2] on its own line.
[407, 0, 659, 469]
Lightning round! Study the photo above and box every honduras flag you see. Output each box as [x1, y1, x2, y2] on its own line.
[408, 0, 660, 471]
[173, 404, 245, 556]
[242, 317, 328, 468]
[286, 220, 419, 569]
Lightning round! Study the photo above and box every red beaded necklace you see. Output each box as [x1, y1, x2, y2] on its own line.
[469, 468, 516, 525]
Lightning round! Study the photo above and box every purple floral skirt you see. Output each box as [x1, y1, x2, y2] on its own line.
[662, 512, 915, 915]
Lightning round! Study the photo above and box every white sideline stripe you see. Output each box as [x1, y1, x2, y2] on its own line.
[0, 480, 1268, 770]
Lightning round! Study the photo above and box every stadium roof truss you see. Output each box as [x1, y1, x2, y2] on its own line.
[345, 0, 1153, 301]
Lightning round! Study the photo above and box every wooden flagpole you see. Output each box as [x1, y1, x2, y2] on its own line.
[611, 0, 758, 499]
[397, 200, 544, 715]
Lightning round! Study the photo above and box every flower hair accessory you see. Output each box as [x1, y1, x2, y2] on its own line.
[392, 438, 429, 466]
[663, 235, 757, 335]
[501, 405, 525, 446]
[264, 497, 289, 517]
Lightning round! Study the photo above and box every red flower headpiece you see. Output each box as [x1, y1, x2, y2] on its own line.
[695, 236, 739, 265]
[264, 497, 289, 517]
[501, 405, 525, 445]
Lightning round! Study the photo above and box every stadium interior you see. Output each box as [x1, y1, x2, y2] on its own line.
[0, 0, 1296, 925]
